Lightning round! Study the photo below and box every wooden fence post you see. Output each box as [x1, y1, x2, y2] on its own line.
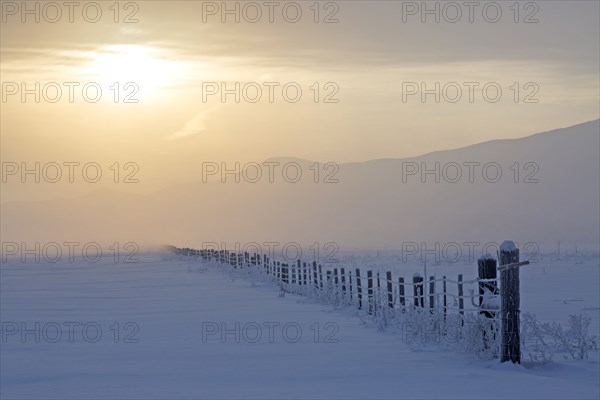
[356, 269, 363, 310]
[478, 254, 499, 353]
[429, 276, 435, 311]
[376, 272, 381, 315]
[312, 262, 318, 290]
[318, 264, 324, 290]
[296, 260, 301, 286]
[276, 261, 281, 281]
[458, 274, 464, 317]
[399, 277, 405, 308]
[333, 268, 339, 294]
[282, 263, 289, 284]
[386, 271, 394, 308]
[367, 270, 374, 315]
[413, 274, 423, 308]
[499, 240, 520, 364]
[303, 262, 308, 286]
[348, 270, 353, 301]
[442, 276, 447, 321]
[341, 268, 347, 297]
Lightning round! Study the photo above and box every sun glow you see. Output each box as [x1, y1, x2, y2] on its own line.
[83, 44, 185, 98]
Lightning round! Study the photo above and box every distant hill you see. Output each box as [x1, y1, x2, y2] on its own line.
[2, 120, 598, 251]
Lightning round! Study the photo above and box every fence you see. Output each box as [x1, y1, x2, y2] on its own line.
[170, 241, 525, 363]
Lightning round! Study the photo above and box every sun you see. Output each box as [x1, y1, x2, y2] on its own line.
[83, 44, 185, 98]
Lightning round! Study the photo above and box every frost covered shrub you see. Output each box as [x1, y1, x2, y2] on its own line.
[521, 312, 554, 363]
[521, 312, 598, 360]
[390, 308, 499, 360]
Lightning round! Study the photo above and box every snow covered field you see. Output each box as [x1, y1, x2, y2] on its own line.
[1, 251, 598, 399]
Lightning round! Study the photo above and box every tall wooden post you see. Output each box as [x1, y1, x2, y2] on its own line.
[499, 240, 520, 364]
[442, 276, 447, 321]
[333, 268, 339, 292]
[376, 272, 381, 315]
[429, 276, 435, 311]
[386, 271, 394, 308]
[478, 254, 499, 352]
[276, 261, 281, 281]
[458, 274, 464, 317]
[398, 277, 405, 308]
[303, 262, 308, 286]
[318, 264, 324, 290]
[355, 269, 363, 310]
[413, 274, 424, 308]
[312, 262, 318, 290]
[367, 270, 374, 315]
[282, 263, 289, 284]
[296, 260, 301, 286]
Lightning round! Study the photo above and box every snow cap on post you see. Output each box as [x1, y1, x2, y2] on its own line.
[479, 253, 495, 261]
[500, 240, 517, 252]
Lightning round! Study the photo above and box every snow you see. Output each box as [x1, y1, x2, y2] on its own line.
[500, 240, 517, 252]
[480, 253, 495, 261]
[1, 252, 599, 399]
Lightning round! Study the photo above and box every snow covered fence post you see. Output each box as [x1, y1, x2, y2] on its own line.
[376, 272, 381, 315]
[334, 268, 339, 294]
[348, 270, 353, 302]
[355, 269, 363, 310]
[318, 264, 324, 290]
[303, 262, 308, 286]
[457, 274, 464, 317]
[413, 274, 424, 308]
[292, 260, 297, 285]
[499, 240, 520, 364]
[312, 262, 318, 291]
[276, 261, 281, 281]
[478, 254, 499, 353]
[429, 276, 435, 312]
[398, 277, 405, 309]
[442, 276, 447, 321]
[367, 270, 374, 315]
[386, 271, 394, 308]
[282, 263, 289, 284]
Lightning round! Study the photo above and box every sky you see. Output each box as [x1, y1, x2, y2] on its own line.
[1, 0, 599, 201]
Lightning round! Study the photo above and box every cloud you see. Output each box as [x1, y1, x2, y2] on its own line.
[167, 105, 220, 140]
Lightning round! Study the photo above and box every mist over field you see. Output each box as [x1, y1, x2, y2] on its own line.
[2, 120, 599, 251]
